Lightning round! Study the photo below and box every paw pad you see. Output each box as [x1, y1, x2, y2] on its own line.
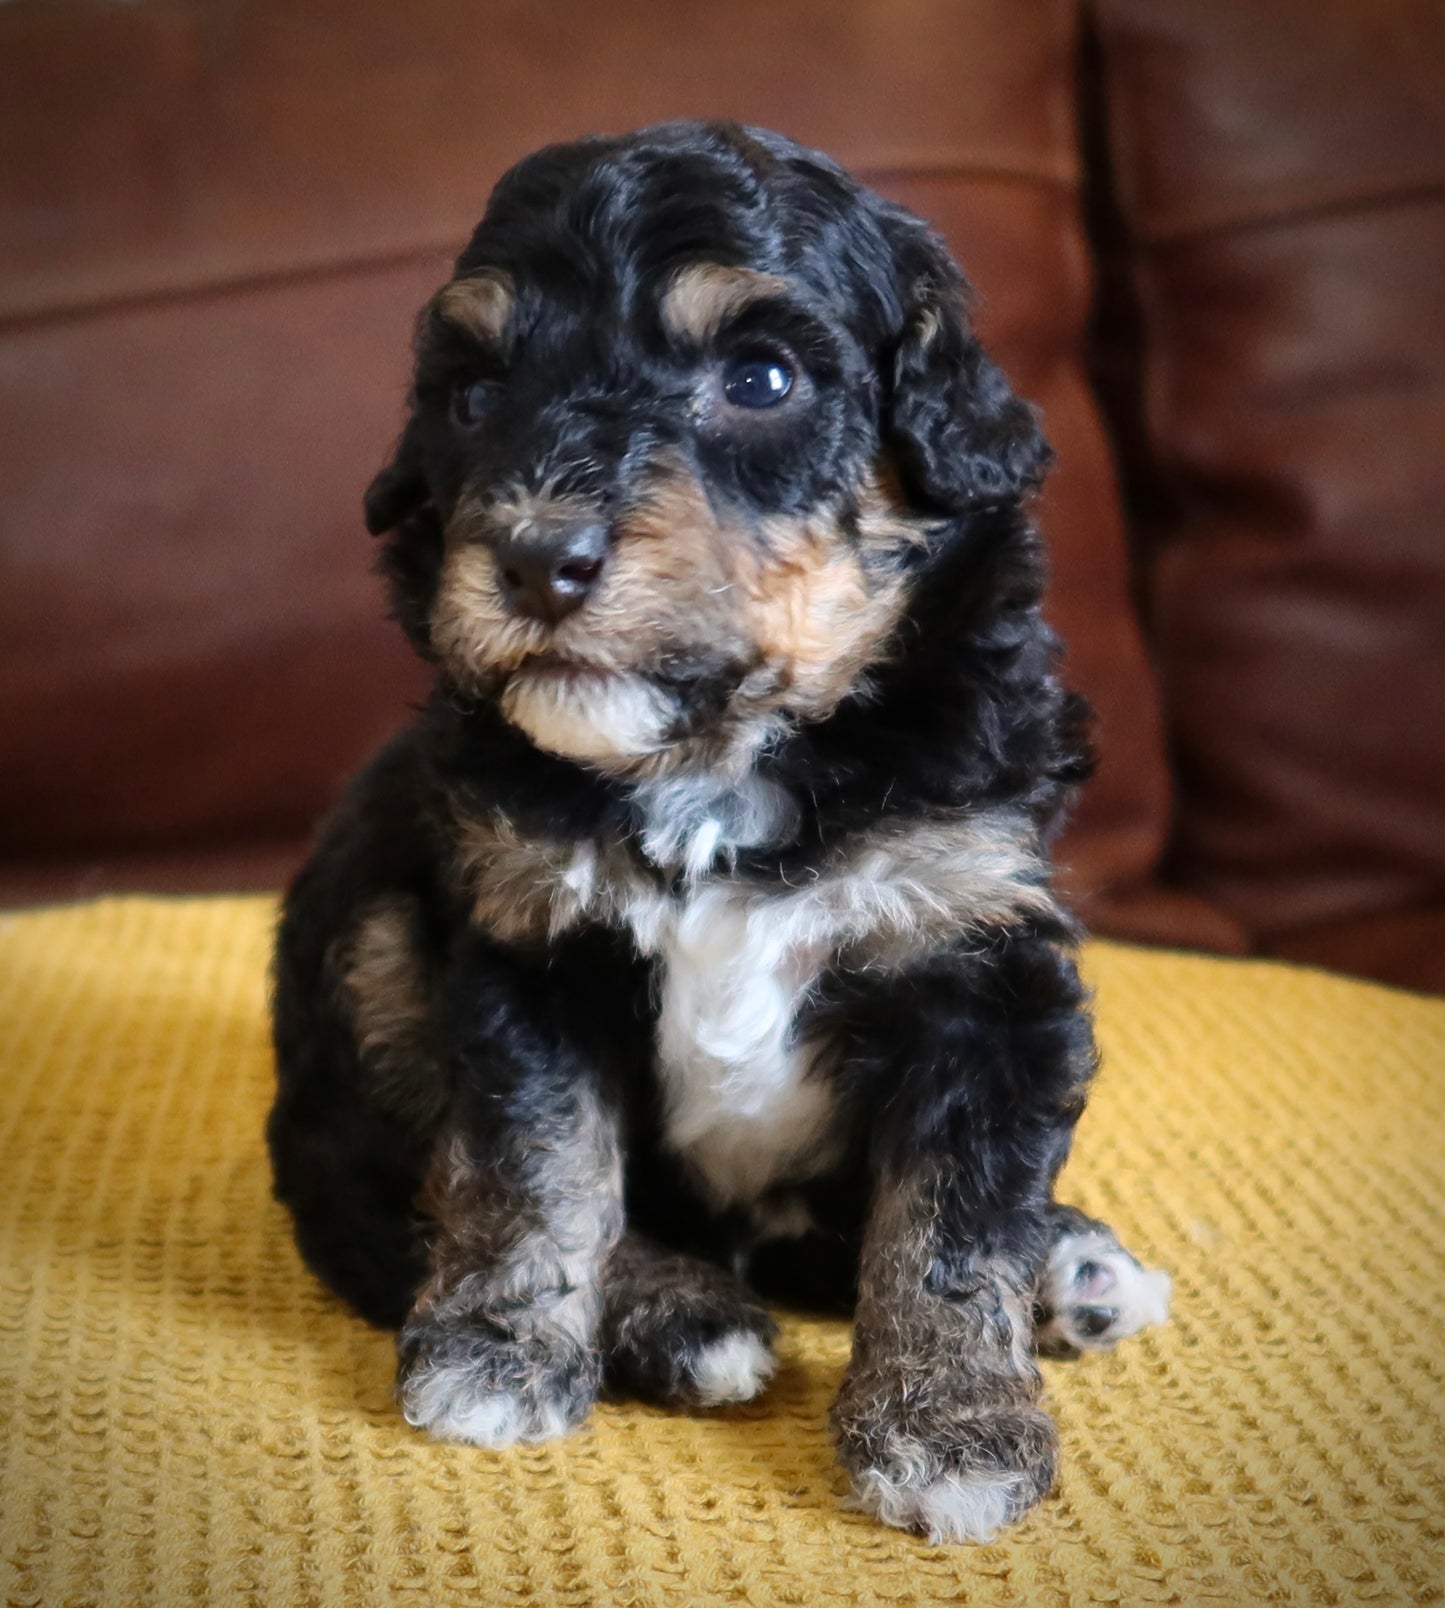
[1036, 1233, 1171, 1355]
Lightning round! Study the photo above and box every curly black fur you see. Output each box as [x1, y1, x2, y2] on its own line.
[268, 120, 1165, 1543]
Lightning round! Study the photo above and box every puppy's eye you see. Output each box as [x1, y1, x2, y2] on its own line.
[720, 354, 794, 410]
[453, 378, 497, 426]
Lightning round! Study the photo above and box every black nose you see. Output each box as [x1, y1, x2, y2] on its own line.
[493, 520, 608, 624]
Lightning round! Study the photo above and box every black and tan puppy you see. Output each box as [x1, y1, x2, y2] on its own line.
[268, 120, 1170, 1543]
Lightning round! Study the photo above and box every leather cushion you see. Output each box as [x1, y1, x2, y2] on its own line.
[1093, 0, 1445, 985]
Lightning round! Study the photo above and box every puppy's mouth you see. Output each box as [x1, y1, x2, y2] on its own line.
[510, 650, 598, 676]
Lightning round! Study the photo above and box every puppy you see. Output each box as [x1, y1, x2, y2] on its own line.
[268, 120, 1170, 1544]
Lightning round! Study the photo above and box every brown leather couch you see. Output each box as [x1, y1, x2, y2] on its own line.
[3, 0, 1441, 994]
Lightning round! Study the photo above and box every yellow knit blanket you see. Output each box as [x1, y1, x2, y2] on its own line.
[1, 898, 1441, 1606]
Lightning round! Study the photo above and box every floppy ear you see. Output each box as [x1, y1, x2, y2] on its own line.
[363, 417, 444, 658]
[364, 416, 430, 535]
[883, 226, 1051, 513]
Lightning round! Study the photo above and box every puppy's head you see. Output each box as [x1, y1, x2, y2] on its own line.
[367, 121, 1047, 774]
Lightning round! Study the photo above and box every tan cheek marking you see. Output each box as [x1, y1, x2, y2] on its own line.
[434, 271, 515, 344]
[737, 464, 939, 715]
[660, 263, 791, 344]
[429, 540, 544, 682]
[602, 458, 927, 719]
[854, 461, 940, 560]
[738, 516, 907, 715]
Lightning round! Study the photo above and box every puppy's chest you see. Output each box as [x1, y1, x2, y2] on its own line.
[618, 775, 841, 1207]
[635, 879, 840, 1209]
[458, 785, 1055, 1207]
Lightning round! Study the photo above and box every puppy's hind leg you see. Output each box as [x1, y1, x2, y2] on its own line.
[1033, 1203, 1171, 1358]
[267, 1092, 428, 1331]
[600, 1232, 778, 1408]
[270, 893, 439, 1331]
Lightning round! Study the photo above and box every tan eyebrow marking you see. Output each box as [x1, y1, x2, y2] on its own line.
[659, 263, 791, 344]
[433, 271, 515, 344]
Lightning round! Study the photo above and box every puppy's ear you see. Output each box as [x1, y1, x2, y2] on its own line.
[364, 417, 430, 535]
[363, 417, 444, 658]
[883, 223, 1050, 513]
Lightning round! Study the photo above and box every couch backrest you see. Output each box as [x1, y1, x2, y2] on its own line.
[1091, 0, 1445, 989]
[4, 0, 1440, 990]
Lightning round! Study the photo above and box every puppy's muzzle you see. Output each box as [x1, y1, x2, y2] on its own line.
[494, 517, 608, 625]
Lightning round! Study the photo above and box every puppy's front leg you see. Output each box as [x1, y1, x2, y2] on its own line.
[397, 967, 624, 1448]
[833, 934, 1093, 1542]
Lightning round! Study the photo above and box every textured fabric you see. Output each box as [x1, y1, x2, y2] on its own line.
[1, 897, 1441, 1606]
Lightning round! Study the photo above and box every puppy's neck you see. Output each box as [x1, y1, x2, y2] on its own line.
[629, 767, 801, 881]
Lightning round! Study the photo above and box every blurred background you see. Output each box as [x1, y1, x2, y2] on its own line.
[1, 0, 1441, 992]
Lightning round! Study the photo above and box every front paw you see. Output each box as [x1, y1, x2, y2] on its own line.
[832, 1368, 1057, 1544]
[397, 1315, 600, 1448]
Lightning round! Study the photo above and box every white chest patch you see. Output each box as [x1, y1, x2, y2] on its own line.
[638, 882, 841, 1207]
[618, 798, 1059, 1205]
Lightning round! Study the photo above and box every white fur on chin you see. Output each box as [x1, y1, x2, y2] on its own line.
[502, 668, 675, 763]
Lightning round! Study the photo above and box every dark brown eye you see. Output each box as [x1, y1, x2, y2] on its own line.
[721, 354, 794, 409]
[453, 378, 496, 426]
